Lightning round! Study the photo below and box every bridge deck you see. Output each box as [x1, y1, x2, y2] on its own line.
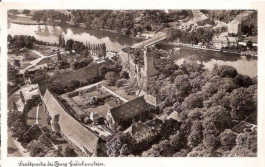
[131, 32, 167, 49]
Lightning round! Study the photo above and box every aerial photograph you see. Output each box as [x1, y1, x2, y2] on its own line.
[7, 10, 257, 157]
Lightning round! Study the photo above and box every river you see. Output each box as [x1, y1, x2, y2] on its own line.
[8, 23, 257, 77]
[173, 47, 257, 77]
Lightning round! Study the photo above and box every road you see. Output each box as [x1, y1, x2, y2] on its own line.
[20, 50, 58, 74]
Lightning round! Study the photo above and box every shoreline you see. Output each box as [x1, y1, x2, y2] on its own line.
[8, 17, 145, 41]
[170, 42, 257, 57]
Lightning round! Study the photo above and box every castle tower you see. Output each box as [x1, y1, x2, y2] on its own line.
[141, 46, 158, 92]
[143, 46, 158, 78]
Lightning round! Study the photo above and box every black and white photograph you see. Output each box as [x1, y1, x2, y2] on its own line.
[7, 9, 257, 157]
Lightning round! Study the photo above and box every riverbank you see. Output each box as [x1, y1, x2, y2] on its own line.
[8, 14, 44, 25]
[170, 42, 257, 57]
[8, 15, 145, 42]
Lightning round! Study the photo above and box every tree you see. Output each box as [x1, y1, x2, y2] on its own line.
[14, 59, 21, 68]
[169, 131, 183, 151]
[212, 65, 238, 78]
[63, 146, 78, 157]
[22, 10, 31, 15]
[20, 91, 25, 104]
[58, 34, 65, 48]
[187, 121, 203, 148]
[203, 105, 232, 133]
[174, 74, 191, 94]
[27, 140, 47, 157]
[8, 110, 23, 127]
[105, 71, 119, 86]
[12, 102, 18, 112]
[65, 39, 74, 51]
[233, 74, 253, 88]
[219, 129, 237, 149]
[229, 87, 256, 121]
[120, 71, 129, 79]
[182, 92, 203, 110]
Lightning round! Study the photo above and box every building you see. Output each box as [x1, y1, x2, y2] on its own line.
[106, 96, 148, 130]
[212, 35, 238, 49]
[228, 11, 256, 35]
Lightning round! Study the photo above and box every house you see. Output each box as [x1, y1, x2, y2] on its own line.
[212, 35, 238, 49]
[42, 89, 100, 156]
[106, 96, 148, 130]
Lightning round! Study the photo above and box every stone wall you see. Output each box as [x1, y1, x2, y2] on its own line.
[42, 89, 99, 155]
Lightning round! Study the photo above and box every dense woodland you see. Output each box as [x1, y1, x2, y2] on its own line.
[105, 62, 257, 157]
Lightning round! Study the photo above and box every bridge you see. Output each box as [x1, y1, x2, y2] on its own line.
[131, 32, 168, 49]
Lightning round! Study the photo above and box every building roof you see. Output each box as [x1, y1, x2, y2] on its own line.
[109, 96, 147, 124]
[43, 89, 99, 155]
